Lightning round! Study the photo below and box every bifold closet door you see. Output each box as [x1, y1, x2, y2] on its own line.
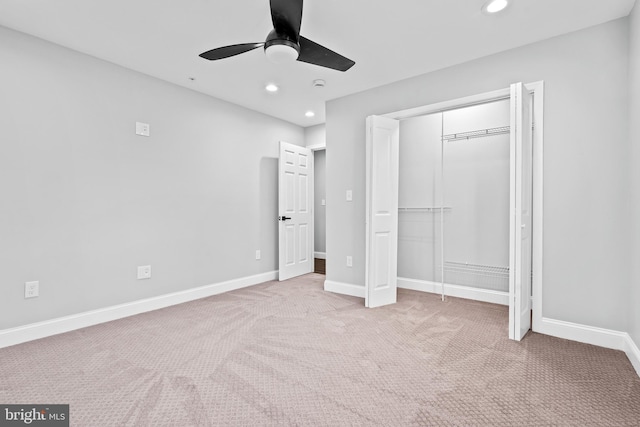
[365, 115, 399, 308]
[509, 82, 533, 341]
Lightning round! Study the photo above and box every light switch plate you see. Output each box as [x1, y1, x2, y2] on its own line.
[25, 281, 39, 298]
[135, 122, 150, 137]
[346, 190, 353, 202]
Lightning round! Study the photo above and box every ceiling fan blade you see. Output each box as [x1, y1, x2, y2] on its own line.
[199, 43, 264, 61]
[297, 36, 355, 72]
[270, 0, 303, 40]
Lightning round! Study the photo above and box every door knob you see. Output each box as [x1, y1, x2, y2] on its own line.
[279, 216, 292, 221]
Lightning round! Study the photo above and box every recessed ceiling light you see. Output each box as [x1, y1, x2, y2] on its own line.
[305, 111, 315, 118]
[265, 83, 279, 92]
[482, 0, 509, 14]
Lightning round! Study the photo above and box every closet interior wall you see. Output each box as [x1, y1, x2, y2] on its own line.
[398, 100, 511, 297]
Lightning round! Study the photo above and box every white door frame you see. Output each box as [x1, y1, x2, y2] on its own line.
[309, 144, 326, 262]
[378, 82, 545, 334]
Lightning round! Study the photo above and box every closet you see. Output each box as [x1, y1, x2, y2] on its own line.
[366, 82, 537, 340]
[397, 99, 512, 303]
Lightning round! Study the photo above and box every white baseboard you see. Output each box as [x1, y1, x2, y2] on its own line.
[397, 277, 509, 306]
[314, 252, 326, 259]
[323, 278, 506, 305]
[537, 317, 628, 350]
[0, 270, 278, 350]
[324, 280, 365, 298]
[624, 334, 640, 377]
[537, 317, 640, 378]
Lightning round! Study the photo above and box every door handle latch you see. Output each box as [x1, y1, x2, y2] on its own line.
[279, 216, 292, 221]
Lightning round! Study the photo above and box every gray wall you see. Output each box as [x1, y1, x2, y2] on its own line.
[304, 124, 326, 148]
[0, 26, 304, 329]
[314, 150, 326, 254]
[629, 3, 640, 345]
[326, 19, 631, 332]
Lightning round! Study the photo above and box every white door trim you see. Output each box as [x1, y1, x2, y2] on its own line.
[530, 81, 545, 335]
[306, 143, 326, 151]
[382, 87, 511, 121]
[379, 82, 545, 334]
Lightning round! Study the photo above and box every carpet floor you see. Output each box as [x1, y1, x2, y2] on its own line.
[1, 273, 639, 426]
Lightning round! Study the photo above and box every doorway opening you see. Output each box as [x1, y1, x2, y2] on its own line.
[278, 141, 327, 280]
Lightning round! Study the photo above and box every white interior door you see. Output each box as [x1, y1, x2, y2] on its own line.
[365, 116, 400, 308]
[509, 83, 533, 340]
[279, 141, 314, 281]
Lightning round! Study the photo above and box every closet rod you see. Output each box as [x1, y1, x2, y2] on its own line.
[442, 125, 510, 142]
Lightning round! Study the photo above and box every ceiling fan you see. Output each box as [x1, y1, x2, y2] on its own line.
[199, 0, 355, 72]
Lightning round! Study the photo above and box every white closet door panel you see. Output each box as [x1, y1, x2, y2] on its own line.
[366, 116, 400, 308]
[508, 82, 533, 341]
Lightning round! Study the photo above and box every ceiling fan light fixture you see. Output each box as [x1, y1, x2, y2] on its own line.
[482, 0, 509, 14]
[265, 43, 300, 64]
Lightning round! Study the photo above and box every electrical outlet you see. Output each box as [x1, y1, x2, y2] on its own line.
[25, 281, 39, 299]
[346, 256, 353, 267]
[255, 250, 261, 260]
[137, 265, 151, 280]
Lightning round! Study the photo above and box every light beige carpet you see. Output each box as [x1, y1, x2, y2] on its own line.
[1, 273, 639, 426]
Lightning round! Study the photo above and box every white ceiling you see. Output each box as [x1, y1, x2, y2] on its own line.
[0, 0, 635, 127]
